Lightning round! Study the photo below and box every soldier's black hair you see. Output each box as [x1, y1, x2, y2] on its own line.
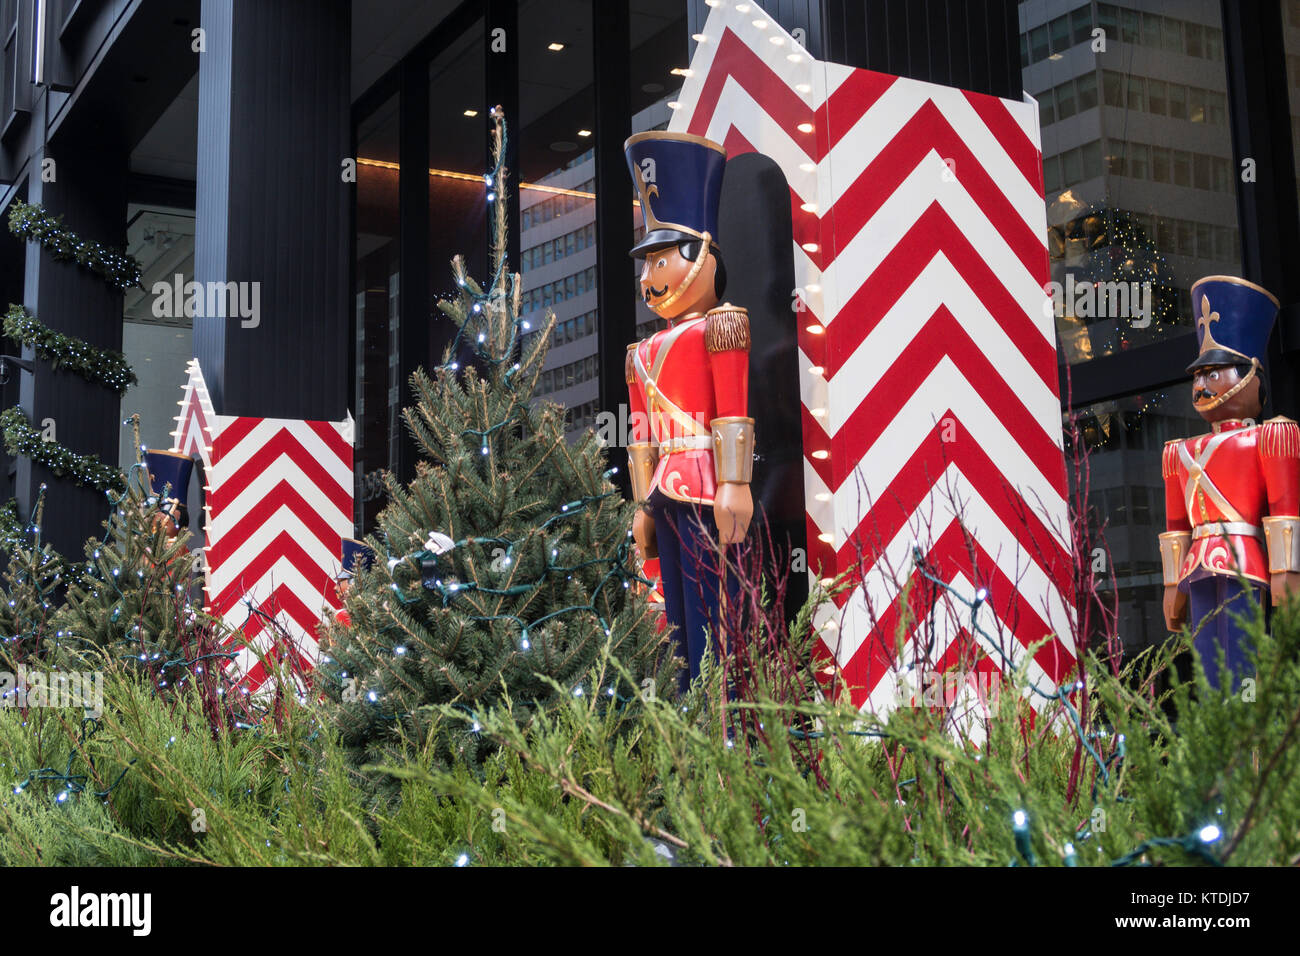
[678, 239, 727, 300]
[1235, 362, 1267, 408]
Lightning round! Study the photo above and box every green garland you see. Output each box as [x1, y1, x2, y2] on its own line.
[6, 201, 143, 292]
[0, 407, 125, 493]
[0, 497, 25, 549]
[3, 305, 137, 396]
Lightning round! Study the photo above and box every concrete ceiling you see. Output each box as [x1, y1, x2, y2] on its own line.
[130, 1, 686, 186]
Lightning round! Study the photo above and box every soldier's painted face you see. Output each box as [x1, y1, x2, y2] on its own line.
[1192, 363, 1262, 422]
[151, 508, 179, 539]
[638, 245, 718, 320]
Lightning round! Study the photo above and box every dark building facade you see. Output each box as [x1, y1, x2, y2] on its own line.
[2, 0, 1299, 653]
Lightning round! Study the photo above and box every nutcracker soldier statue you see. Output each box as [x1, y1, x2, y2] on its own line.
[333, 538, 376, 628]
[143, 449, 193, 540]
[1159, 276, 1300, 689]
[623, 131, 754, 693]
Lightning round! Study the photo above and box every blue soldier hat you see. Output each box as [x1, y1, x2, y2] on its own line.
[1186, 276, 1280, 373]
[144, 449, 194, 512]
[338, 538, 376, 581]
[625, 131, 726, 258]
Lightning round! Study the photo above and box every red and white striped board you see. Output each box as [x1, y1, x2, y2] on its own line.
[171, 362, 354, 692]
[671, 0, 1074, 717]
[171, 358, 216, 471]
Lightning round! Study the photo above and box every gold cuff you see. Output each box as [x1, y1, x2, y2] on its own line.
[1263, 516, 1300, 574]
[710, 416, 754, 484]
[625, 343, 638, 385]
[627, 442, 659, 501]
[1158, 531, 1191, 586]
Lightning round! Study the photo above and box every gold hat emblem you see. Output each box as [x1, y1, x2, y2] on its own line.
[1197, 294, 1226, 355]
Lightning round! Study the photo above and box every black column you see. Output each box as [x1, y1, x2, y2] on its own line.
[818, 0, 1021, 99]
[1221, 0, 1300, 421]
[593, 0, 632, 493]
[18, 142, 129, 556]
[194, 0, 350, 421]
[394, 54, 430, 484]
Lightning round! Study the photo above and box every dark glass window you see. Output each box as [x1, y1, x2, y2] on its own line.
[1071, 6, 1093, 44]
[1147, 78, 1166, 115]
[1077, 71, 1099, 111]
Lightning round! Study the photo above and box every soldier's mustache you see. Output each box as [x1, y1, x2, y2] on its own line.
[644, 285, 668, 302]
[1194, 388, 1216, 402]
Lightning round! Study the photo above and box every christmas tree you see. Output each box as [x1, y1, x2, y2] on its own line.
[322, 109, 673, 783]
[0, 488, 66, 669]
[53, 456, 202, 672]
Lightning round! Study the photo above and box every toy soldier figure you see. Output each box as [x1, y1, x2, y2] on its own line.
[143, 449, 193, 540]
[1159, 276, 1300, 689]
[333, 537, 376, 628]
[623, 130, 754, 693]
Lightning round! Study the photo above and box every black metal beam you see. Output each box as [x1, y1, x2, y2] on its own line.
[394, 51, 430, 485]
[1058, 335, 1193, 410]
[818, 0, 1021, 99]
[593, 0, 632, 494]
[1221, 0, 1300, 421]
[17, 140, 129, 556]
[193, 0, 350, 421]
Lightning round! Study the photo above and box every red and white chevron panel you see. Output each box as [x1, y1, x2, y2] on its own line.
[170, 360, 354, 692]
[671, 1, 1075, 714]
[206, 415, 353, 692]
[170, 358, 217, 471]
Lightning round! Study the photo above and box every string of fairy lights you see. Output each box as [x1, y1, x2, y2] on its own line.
[6, 201, 144, 292]
[0, 407, 125, 492]
[3, 305, 138, 395]
[1, 452, 263, 805]
[901, 544, 1226, 866]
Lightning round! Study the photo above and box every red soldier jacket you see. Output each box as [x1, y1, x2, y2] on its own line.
[625, 308, 749, 506]
[1162, 417, 1300, 587]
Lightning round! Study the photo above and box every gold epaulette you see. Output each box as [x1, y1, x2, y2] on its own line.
[625, 343, 638, 385]
[1161, 438, 1182, 480]
[704, 303, 750, 353]
[1259, 416, 1300, 460]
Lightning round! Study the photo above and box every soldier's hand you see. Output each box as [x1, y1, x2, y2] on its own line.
[1163, 584, 1188, 631]
[633, 507, 656, 560]
[714, 481, 753, 545]
[1270, 571, 1300, 605]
